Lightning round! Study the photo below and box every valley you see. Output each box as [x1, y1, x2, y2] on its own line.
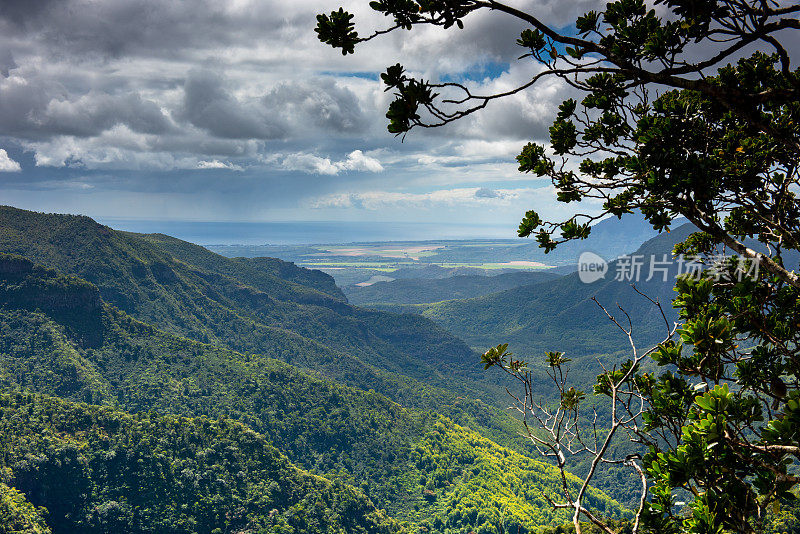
[0, 206, 643, 534]
[4, 3, 796, 532]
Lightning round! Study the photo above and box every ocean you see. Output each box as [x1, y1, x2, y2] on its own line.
[96, 219, 519, 245]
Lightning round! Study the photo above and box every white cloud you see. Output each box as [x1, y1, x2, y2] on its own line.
[197, 159, 243, 171]
[0, 149, 21, 172]
[280, 150, 383, 175]
[340, 150, 384, 172]
[310, 186, 529, 210]
[453, 140, 522, 160]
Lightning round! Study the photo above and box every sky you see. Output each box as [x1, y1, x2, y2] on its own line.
[5, 0, 782, 238]
[0, 0, 617, 235]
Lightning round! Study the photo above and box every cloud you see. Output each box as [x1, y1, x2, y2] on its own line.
[339, 150, 384, 172]
[311, 186, 527, 210]
[0, 72, 172, 140]
[0, 0, 603, 70]
[0, 49, 16, 77]
[0, 149, 21, 172]
[0, 0, 61, 27]
[475, 187, 504, 198]
[0, 0, 574, 174]
[454, 140, 522, 160]
[23, 129, 267, 171]
[0, 0, 305, 58]
[23, 125, 261, 171]
[0, 0, 609, 225]
[180, 69, 286, 140]
[43, 92, 172, 137]
[197, 159, 243, 171]
[444, 62, 567, 141]
[280, 150, 383, 175]
[263, 79, 367, 134]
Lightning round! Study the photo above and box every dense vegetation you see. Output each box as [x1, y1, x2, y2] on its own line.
[0, 249, 626, 532]
[0, 206, 514, 413]
[317, 0, 800, 530]
[0, 391, 400, 534]
[0, 481, 50, 534]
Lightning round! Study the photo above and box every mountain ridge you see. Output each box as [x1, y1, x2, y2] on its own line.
[0, 206, 514, 415]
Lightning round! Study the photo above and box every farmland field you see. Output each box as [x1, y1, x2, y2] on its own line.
[207, 239, 555, 286]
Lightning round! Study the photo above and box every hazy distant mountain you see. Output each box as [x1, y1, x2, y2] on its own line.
[534, 212, 671, 262]
[385, 264, 524, 280]
[392, 224, 698, 377]
[424, 213, 668, 267]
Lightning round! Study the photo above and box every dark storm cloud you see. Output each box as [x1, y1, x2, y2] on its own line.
[179, 70, 370, 141]
[0, 50, 17, 78]
[0, 0, 302, 60]
[44, 92, 172, 137]
[180, 69, 287, 140]
[0, 74, 171, 139]
[264, 79, 367, 134]
[0, 0, 61, 27]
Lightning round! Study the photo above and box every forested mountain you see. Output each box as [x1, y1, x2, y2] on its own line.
[0, 251, 626, 533]
[344, 270, 561, 306]
[0, 206, 513, 418]
[348, 225, 702, 510]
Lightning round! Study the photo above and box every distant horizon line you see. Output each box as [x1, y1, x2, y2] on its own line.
[94, 217, 526, 246]
[97, 217, 517, 226]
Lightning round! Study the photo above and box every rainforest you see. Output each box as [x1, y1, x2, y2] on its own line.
[2, 1, 800, 533]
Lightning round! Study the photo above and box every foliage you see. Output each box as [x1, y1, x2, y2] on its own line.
[406, 421, 627, 533]
[0, 391, 400, 534]
[315, 1, 800, 533]
[758, 493, 800, 534]
[0, 481, 50, 534]
[636, 268, 800, 534]
[539, 519, 634, 534]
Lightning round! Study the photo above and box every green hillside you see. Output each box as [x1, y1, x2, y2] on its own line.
[0, 391, 400, 534]
[344, 270, 561, 306]
[357, 229, 699, 510]
[0, 253, 627, 532]
[0, 206, 513, 423]
[390, 225, 697, 375]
